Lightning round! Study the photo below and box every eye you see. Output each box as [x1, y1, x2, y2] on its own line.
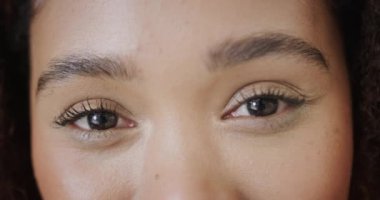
[229, 96, 288, 118]
[55, 98, 136, 131]
[222, 82, 306, 120]
[73, 110, 132, 131]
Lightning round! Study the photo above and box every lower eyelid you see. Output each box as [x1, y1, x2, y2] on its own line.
[76, 130, 113, 141]
[67, 129, 122, 146]
[222, 101, 309, 135]
[60, 126, 142, 150]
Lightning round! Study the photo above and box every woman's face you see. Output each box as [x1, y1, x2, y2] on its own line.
[30, 0, 352, 199]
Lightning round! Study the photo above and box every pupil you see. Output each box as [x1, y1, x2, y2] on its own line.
[87, 111, 118, 130]
[247, 97, 278, 116]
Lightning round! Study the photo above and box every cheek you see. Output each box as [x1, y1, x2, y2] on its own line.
[31, 126, 140, 199]
[222, 127, 352, 199]
[221, 99, 352, 199]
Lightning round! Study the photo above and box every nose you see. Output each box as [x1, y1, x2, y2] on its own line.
[135, 117, 242, 200]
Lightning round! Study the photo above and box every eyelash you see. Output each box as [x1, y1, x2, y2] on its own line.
[53, 84, 307, 143]
[223, 86, 306, 118]
[239, 88, 303, 104]
[54, 98, 120, 127]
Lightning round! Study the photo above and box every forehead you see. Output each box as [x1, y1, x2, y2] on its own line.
[30, 0, 331, 69]
[31, 0, 320, 38]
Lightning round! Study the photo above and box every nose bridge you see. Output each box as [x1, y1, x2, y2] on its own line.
[136, 112, 237, 199]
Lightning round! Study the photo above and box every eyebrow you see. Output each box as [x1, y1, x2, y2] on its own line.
[36, 54, 135, 94]
[36, 32, 328, 96]
[209, 33, 328, 70]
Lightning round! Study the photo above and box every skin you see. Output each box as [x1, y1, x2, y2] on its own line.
[30, 0, 352, 199]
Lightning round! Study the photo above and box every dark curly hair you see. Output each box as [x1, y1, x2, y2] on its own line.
[0, 0, 39, 199]
[0, 0, 379, 199]
[350, 0, 380, 198]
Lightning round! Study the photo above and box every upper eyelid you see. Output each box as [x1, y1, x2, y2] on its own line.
[62, 98, 127, 113]
[236, 86, 305, 103]
[55, 98, 130, 125]
[222, 81, 306, 114]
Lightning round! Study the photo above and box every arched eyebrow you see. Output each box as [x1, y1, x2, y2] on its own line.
[35, 32, 329, 96]
[208, 32, 328, 70]
[36, 54, 137, 94]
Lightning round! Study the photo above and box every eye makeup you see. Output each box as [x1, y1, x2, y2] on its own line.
[221, 81, 315, 134]
[53, 98, 137, 144]
[55, 98, 131, 126]
[52, 80, 317, 142]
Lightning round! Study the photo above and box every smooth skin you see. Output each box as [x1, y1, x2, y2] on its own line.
[30, 0, 352, 199]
